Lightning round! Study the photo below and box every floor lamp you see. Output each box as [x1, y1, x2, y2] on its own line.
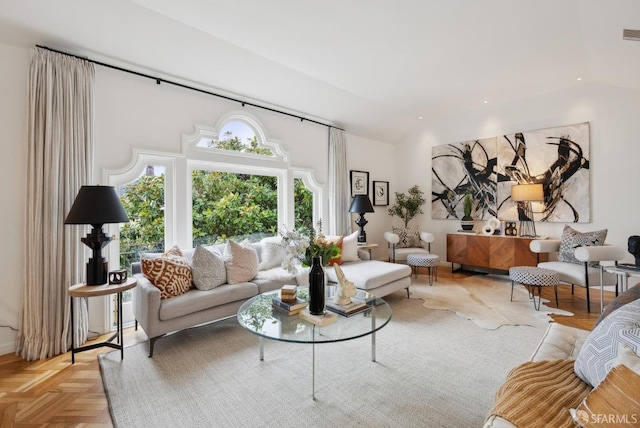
[511, 183, 544, 238]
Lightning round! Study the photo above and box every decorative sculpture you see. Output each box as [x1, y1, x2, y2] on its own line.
[333, 264, 357, 305]
[628, 235, 640, 267]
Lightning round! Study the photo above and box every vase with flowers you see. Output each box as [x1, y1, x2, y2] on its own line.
[280, 220, 341, 314]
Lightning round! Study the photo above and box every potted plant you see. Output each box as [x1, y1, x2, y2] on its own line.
[461, 192, 474, 230]
[388, 185, 427, 227]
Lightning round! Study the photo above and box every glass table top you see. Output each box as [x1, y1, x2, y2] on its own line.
[237, 286, 392, 344]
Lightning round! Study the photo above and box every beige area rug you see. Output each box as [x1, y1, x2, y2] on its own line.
[410, 272, 574, 330]
[100, 293, 545, 428]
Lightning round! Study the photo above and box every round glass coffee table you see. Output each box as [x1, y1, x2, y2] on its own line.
[237, 286, 392, 399]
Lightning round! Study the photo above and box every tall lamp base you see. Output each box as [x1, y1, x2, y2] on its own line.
[81, 226, 112, 285]
[518, 201, 538, 238]
[355, 214, 368, 244]
[86, 258, 109, 286]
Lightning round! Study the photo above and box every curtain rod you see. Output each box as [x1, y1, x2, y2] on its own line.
[36, 45, 345, 132]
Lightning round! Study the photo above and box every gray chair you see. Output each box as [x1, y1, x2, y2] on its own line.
[530, 239, 626, 313]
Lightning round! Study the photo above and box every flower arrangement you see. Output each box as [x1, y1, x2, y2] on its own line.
[280, 220, 341, 274]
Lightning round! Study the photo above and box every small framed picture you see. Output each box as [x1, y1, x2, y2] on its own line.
[373, 181, 389, 206]
[350, 170, 369, 196]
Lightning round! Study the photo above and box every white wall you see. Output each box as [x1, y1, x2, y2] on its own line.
[346, 134, 397, 261]
[0, 43, 28, 355]
[399, 83, 640, 263]
[0, 44, 397, 355]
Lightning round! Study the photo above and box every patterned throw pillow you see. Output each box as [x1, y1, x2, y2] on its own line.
[191, 245, 226, 290]
[574, 298, 640, 387]
[557, 225, 607, 265]
[595, 283, 640, 327]
[392, 226, 420, 248]
[141, 246, 193, 299]
[224, 240, 259, 284]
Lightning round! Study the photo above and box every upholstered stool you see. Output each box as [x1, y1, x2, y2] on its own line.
[407, 253, 439, 285]
[509, 266, 560, 311]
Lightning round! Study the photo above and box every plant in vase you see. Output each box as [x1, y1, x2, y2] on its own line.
[461, 192, 474, 231]
[387, 185, 426, 228]
[280, 219, 341, 272]
[280, 220, 341, 314]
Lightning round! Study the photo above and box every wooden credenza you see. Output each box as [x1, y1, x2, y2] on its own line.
[446, 233, 548, 272]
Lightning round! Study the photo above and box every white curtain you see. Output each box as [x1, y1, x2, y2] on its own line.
[328, 127, 350, 235]
[16, 48, 94, 360]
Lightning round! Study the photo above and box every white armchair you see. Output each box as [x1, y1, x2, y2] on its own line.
[530, 239, 626, 313]
[384, 230, 435, 263]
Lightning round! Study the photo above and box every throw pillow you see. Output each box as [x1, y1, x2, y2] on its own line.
[258, 236, 286, 271]
[141, 245, 193, 299]
[224, 240, 259, 284]
[326, 236, 344, 265]
[574, 298, 640, 387]
[569, 364, 640, 428]
[341, 231, 360, 262]
[393, 226, 420, 248]
[191, 245, 226, 290]
[595, 283, 640, 327]
[557, 225, 607, 265]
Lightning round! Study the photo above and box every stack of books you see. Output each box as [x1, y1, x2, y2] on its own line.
[280, 284, 298, 302]
[325, 299, 369, 317]
[272, 286, 307, 316]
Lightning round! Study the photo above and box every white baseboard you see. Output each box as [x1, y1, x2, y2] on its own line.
[0, 339, 16, 356]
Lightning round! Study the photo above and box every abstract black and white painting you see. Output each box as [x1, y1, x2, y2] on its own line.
[496, 122, 590, 223]
[431, 122, 590, 223]
[431, 137, 497, 220]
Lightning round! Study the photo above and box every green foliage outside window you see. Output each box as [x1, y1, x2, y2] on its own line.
[118, 132, 313, 272]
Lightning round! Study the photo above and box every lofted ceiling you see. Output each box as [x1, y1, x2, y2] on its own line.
[1, 0, 639, 142]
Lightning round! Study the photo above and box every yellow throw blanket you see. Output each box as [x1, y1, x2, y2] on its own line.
[487, 359, 592, 428]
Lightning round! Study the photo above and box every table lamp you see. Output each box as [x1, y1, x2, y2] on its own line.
[511, 183, 544, 238]
[349, 195, 375, 244]
[65, 185, 130, 285]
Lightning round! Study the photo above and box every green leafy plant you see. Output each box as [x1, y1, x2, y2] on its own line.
[388, 185, 427, 227]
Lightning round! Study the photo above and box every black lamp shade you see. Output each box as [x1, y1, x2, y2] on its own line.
[65, 185, 129, 226]
[349, 195, 375, 214]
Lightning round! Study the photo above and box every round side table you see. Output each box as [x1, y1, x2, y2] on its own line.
[68, 277, 137, 363]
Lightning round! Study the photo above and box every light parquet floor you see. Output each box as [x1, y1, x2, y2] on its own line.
[0, 269, 622, 426]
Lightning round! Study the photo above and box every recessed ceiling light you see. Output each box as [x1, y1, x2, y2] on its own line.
[418, 116, 423, 120]
[577, 77, 582, 81]
[483, 100, 488, 104]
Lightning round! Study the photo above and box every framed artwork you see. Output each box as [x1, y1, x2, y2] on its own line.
[373, 181, 389, 206]
[350, 170, 369, 196]
[431, 122, 590, 223]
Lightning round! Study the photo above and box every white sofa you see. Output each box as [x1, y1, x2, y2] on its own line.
[132, 236, 412, 356]
[484, 322, 591, 428]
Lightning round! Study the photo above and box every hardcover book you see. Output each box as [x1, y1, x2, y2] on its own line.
[271, 303, 303, 316]
[272, 296, 307, 311]
[325, 299, 369, 317]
